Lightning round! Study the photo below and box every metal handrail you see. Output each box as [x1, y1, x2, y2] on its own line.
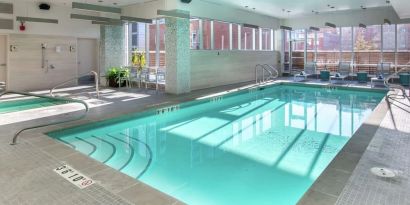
[384, 67, 410, 98]
[50, 71, 100, 98]
[0, 90, 89, 145]
[255, 64, 279, 84]
[263, 64, 279, 79]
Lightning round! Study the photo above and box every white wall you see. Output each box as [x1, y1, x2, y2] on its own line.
[0, 1, 99, 38]
[8, 34, 78, 91]
[191, 51, 280, 90]
[282, 6, 410, 29]
[0, 2, 101, 91]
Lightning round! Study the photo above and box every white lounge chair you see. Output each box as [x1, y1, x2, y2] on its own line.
[294, 62, 317, 81]
[142, 67, 166, 91]
[330, 62, 351, 84]
[371, 63, 391, 88]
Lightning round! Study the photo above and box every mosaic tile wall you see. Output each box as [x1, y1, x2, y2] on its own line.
[165, 17, 191, 94]
[100, 25, 125, 74]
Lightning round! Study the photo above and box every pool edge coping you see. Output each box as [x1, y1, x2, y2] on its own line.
[297, 91, 390, 205]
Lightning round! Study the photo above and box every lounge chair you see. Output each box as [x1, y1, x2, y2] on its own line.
[142, 67, 166, 91]
[371, 63, 391, 88]
[330, 62, 351, 84]
[294, 62, 317, 81]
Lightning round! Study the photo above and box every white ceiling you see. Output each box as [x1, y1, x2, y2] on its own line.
[203, 0, 393, 19]
[391, 0, 410, 19]
[10, 0, 150, 7]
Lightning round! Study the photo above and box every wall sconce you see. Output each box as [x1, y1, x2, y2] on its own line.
[70, 45, 76, 52]
[10, 45, 17, 52]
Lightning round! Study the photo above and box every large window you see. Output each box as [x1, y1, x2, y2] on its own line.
[317, 27, 340, 71]
[241, 27, 254, 50]
[148, 22, 157, 67]
[213, 21, 230, 50]
[354, 25, 381, 73]
[232, 24, 239, 50]
[306, 30, 316, 62]
[382, 24, 395, 72]
[127, 19, 166, 69]
[189, 17, 275, 52]
[291, 29, 305, 71]
[341, 27, 353, 62]
[261, 28, 272, 51]
[130, 23, 146, 51]
[283, 23, 410, 74]
[190, 18, 200, 50]
[398, 24, 410, 66]
[203, 19, 212, 50]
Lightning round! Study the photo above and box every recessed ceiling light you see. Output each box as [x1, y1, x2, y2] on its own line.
[113, 2, 118, 5]
[98, 0, 103, 2]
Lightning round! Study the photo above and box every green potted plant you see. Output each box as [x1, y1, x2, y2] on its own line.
[106, 67, 129, 87]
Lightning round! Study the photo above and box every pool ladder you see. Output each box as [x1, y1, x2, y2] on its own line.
[0, 90, 89, 145]
[255, 64, 279, 84]
[50, 71, 100, 98]
[384, 67, 410, 99]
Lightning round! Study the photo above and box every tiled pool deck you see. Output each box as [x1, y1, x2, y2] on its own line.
[0, 79, 409, 205]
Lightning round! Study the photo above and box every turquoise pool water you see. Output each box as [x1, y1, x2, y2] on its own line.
[0, 97, 65, 114]
[49, 85, 386, 205]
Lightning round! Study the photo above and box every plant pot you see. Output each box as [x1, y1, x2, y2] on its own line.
[108, 78, 126, 87]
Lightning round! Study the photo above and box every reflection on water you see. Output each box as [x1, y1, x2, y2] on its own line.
[51, 85, 385, 205]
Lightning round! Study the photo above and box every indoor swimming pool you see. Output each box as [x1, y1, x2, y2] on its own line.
[48, 84, 386, 205]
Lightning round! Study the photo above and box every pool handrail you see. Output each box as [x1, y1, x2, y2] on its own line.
[384, 66, 410, 99]
[255, 64, 279, 84]
[0, 90, 89, 145]
[50, 71, 100, 98]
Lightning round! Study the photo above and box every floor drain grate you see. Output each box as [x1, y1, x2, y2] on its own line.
[370, 167, 396, 178]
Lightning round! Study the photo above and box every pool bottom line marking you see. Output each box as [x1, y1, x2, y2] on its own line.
[54, 164, 95, 189]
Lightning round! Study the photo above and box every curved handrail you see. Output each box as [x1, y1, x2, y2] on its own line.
[255, 64, 279, 84]
[50, 71, 100, 98]
[263, 64, 279, 79]
[384, 67, 410, 98]
[0, 90, 89, 145]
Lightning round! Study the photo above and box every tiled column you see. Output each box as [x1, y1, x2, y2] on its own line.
[165, 17, 191, 94]
[100, 25, 125, 74]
